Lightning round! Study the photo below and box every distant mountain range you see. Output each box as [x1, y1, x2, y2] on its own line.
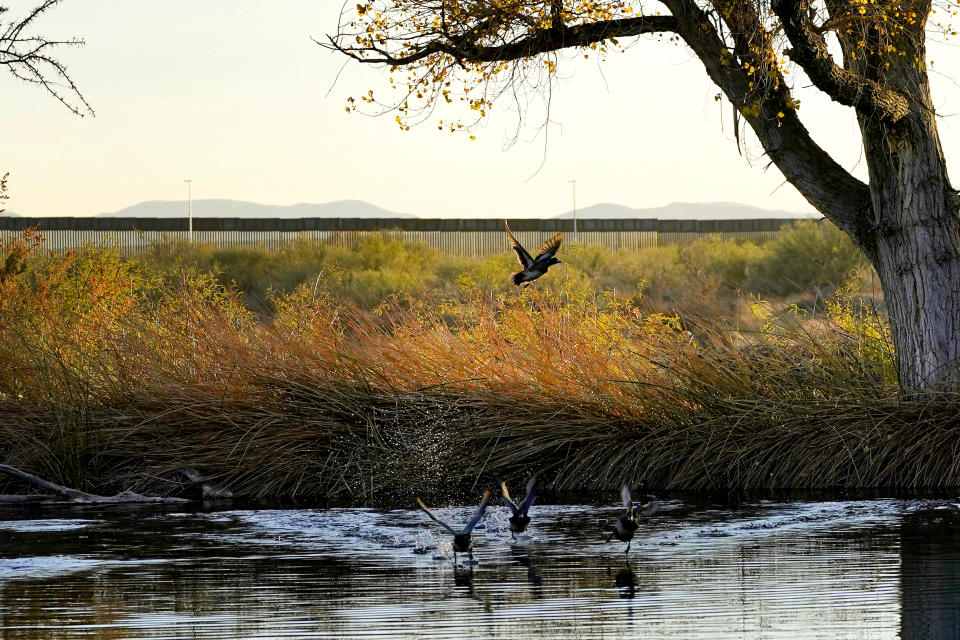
[553, 202, 815, 220]
[95, 199, 414, 219]
[5, 199, 815, 219]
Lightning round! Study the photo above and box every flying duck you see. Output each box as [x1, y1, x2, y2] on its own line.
[503, 220, 562, 287]
[500, 476, 538, 539]
[417, 490, 490, 563]
[607, 485, 656, 554]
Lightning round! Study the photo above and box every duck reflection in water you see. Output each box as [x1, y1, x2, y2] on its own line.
[500, 476, 538, 540]
[607, 485, 657, 555]
[510, 545, 543, 592]
[417, 490, 490, 564]
[615, 565, 637, 599]
[453, 565, 475, 593]
[451, 567, 494, 612]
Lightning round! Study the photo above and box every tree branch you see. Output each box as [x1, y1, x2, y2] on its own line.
[772, 0, 910, 122]
[325, 0, 878, 253]
[323, 15, 678, 65]
[662, 0, 876, 254]
[0, 1, 93, 117]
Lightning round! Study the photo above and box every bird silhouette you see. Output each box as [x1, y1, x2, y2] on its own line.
[499, 476, 538, 539]
[607, 485, 657, 555]
[503, 220, 562, 287]
[417, 490, 491, 563]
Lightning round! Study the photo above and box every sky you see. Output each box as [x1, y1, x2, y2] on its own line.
[3, 0, 960, 219]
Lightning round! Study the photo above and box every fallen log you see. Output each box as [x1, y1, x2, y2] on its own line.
[0, 494, 55, 503]
[0, 464, 189, 504]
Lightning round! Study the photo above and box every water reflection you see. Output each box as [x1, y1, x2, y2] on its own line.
[508, 544, 543, 595]
[901, 508, 960, 640]
[614, 564, 637, 598]
[0, 499, 955, 638]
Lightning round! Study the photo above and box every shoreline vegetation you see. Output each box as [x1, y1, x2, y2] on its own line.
[2, 222, 959, 505]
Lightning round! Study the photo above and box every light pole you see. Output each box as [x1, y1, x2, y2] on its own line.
[183, 179, 193, 242]
[568, 179, 577, 241]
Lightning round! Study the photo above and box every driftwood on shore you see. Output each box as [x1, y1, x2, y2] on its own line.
[0, 464, 190, 504]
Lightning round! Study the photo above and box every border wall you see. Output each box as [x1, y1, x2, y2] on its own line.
[0, 217, 812, 257]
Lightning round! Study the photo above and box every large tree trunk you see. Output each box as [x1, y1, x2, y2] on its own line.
[850, 2, 960, 393]
[862, 113, 960, 392]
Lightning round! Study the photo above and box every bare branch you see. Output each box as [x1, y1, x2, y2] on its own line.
[0, 0, 93, 117]
[0, 172, 8, 216]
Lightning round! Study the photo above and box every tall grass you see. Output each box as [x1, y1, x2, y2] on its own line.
[3, 223, 954, 504]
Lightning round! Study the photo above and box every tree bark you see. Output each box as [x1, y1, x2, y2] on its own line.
[860, 100, 960, 392]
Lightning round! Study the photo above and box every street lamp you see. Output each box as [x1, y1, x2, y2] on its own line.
[568, 179, 577, 241]
[183, 179, 193, 242]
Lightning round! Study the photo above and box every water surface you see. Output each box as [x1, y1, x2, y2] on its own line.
[1, 497, 958, 638]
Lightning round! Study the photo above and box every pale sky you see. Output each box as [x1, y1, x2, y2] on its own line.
[3, 0, 960, 218]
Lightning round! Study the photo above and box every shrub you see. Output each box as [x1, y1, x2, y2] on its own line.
[745, 220, 866, 296]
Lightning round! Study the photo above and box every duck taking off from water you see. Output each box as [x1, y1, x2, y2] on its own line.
[500, 476, 538, 539]
[417, 490, 490, 563]
[503, 220, 562, 287]
[607, 485, 657, 555]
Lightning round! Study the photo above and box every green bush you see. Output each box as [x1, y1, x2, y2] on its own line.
[133, 221, 873, 317]
[139, 234, 474, 312]
[745, 220, 867, 295]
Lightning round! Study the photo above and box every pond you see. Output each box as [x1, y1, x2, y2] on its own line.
[0, 496, 958, 638]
